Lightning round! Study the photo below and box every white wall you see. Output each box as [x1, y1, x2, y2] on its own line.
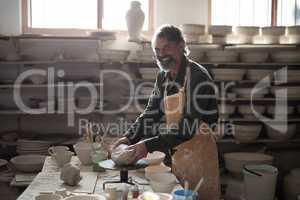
[154, 0, 209, 27]
[0, 0, 21, 35]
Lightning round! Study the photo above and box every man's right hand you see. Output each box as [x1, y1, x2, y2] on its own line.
[108, 137, 131, 157]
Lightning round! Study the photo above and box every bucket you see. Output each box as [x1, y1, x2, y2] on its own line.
[243, 164, 278, 200]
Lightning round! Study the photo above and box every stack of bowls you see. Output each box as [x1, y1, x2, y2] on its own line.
[10, 154, 46, 173]
[207, 25, 233, 44]
[265, 122, 296, 141]
[188, 46, 205, 61]
[273, 69, 300, 82]
[218, 104, 236, 119]
[238, 104, 265, 119]
[233, 87, 269, 98]
[16, 139, 51, 155]
[139, 68, 159, 80]
[224, 152, 273, 177]
[280, 26, 300, 44]
[284, 168, 300, 200]
[180, 24, 206, 43]
[240, 52, 269, 63]
[271, 86, 300, 98]
[233, 123, 262, 143]
[246, 69, 273, 81]
[254, 26, 285, 44]
[212, 68, 246, 81]
[227, 26, 259, 44]
[136, 47, 154, 62]
[267, 105, 294, 116]
[208, 25, 232, 36]
[271, 51, 300, 63]
[98, 49, 130, 62]
[206, 50, 239, 63]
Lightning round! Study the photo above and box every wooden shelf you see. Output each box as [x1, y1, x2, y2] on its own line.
[220, 118, 300, 122]
[217, 138, 300, 144]
[0, 83, 101, 88]
[0, 59, 125, 65]
[0, 35, 116, 40]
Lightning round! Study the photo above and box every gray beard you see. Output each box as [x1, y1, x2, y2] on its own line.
[156, 56, 176, 72]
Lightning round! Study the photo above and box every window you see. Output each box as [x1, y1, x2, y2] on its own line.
[277, 0, 300, 25]
[210, 0, 300, 26]
[23, 0, 153, 34]
[211, 0, 272, 26]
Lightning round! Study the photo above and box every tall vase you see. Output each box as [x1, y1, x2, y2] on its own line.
[126, 1, 145, 42]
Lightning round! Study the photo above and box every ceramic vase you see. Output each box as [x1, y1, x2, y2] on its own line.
[126, 1, 145, 42]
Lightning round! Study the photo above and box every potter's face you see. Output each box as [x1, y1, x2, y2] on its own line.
[153, 37, 183, 72]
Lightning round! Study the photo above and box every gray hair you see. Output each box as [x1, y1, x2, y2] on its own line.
[151, 24, 190, 56]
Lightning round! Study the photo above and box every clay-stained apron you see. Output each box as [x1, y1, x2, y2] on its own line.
[163, 66, 220, 200]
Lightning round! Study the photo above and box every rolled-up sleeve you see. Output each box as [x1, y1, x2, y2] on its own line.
[124, 73, 164, 144]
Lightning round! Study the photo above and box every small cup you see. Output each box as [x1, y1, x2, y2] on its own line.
[173, 189, 198, 200]
[48, 146, 69, 156]
[53, 150, 74, 167]
[105, 185, 117, 200]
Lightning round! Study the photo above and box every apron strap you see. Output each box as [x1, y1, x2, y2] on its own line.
[164, 63, 190, 98]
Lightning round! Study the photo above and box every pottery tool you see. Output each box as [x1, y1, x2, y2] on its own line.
[193, 177, 204, 193]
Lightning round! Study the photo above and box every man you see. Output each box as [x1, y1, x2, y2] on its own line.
[112, 24, 220, 200]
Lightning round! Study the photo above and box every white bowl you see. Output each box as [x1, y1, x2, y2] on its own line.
[238, 105, 265, 115]
[206, 50, 239, 63]
[233, 87, 268, 98]
[267, 105, 294, 115]
[246, 69, 273, 81]
[262, 26, 286, 36]
[180, 24, 206, 34]
[10, 154, 46, 172]
[35, 194, 63, 200]
[271, 86, 300, 98]
[224, 152, 273, 175]
[287, 26, 300, 35]
[29, 74, 47, 84]
[145, 164, 171, 179]
[218, 104, 236, 115]
[240, 52, 269, 63]
[279, 35, 300, 44]
[143, 151, 165, 165]
[138, 192, 172, 200]
[149, 173, 177, 193]
[188, 49, 205, 61]
[233, 124, 262, 143]
[98, 49, 130, 62]
[212, 68, 246, 81]
[208, 25, 232, 36]
[253, 35, 280, 44]
[226, 34, 252, 44]
[271, 51, 300, 63]
[64, 195, 106, 200]
[266, 123, 296, 141]
[274, 69, 300, 82]
[235, 26, 260, 36]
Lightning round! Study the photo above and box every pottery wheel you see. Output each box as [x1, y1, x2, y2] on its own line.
[99, 159, 148, 189]
[99, 159, 148, 171]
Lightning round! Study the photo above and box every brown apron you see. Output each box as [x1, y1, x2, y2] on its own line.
[164, 68, 220, 200]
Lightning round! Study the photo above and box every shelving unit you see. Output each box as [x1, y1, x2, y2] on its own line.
[0, 35, 299, 145]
